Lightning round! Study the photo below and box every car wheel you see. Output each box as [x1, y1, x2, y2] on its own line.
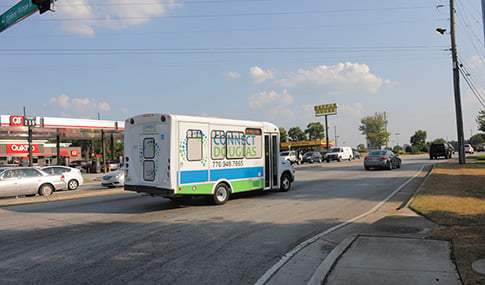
[364, 165, 370, 170]
[280, 173, 292, 192]
[38, 184, 54, 196]
[397, 161, 401, 169]
[68, 179, 79, 190]
[213, 183, 230, 205]
[387, 161, 393, 170]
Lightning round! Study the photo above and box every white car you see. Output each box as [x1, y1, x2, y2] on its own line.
[280, 150, 298, 164]
[102, 168, 125, 188]
[464, 144, 474, 154]
[0, 167, 66, 198]
[42, 166, 84, 190]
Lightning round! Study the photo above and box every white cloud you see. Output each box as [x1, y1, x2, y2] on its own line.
[57, 0, 182, 36]
[249, 89, 293, 109]
[274, 62, 387, 94]
[227, 71, 241, 79]
[50, 94, 71, 108]
[340, 102, 363, 117]
[48, 94, 111, 115]
[467, 55, 484, 69]
[249, 66, 275, 84]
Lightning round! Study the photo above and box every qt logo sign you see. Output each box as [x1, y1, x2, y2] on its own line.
[10, 115, 23, 126]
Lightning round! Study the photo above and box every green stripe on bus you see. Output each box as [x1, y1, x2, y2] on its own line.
[177, 178, 264, 195]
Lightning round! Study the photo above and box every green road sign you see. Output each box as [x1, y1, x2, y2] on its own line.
[0, 0, 37, 33]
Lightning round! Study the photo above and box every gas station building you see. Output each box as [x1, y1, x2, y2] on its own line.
[0, 114, 124, 168]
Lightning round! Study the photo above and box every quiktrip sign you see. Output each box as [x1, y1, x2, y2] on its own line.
[6, 144, 39, 154]
[10, 115, 23, 126]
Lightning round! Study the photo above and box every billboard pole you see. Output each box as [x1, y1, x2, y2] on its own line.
[314, 103, 337, 150]
[325, 115, 329, 150]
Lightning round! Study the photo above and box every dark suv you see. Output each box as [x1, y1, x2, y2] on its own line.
[429, 143, 453, 159]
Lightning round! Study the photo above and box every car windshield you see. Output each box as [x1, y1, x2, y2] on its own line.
[280, 152, 289, 156]
[369, 150, 386, 156]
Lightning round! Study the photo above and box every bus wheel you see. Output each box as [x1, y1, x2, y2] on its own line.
[280, 173, 291, 192]
[213, 184, 230, 205]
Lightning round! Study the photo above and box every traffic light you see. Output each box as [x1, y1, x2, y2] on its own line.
[31, 0, 53, 14]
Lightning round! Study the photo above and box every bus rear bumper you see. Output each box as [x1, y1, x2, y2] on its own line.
[124, 184, 175, 198]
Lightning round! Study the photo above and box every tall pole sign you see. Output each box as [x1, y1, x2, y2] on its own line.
[314, 103, 338, 150]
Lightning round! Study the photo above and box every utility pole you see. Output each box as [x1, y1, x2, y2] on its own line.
[450, 0, 466, 164]
[24, 106, 33, 167]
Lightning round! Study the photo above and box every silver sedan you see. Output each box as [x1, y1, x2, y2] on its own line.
[0, 167, 66, 198]
[364, 150, 402, 170]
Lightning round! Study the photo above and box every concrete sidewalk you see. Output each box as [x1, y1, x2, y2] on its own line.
[264, 163, 463, 285]
[309, 210, 462, 285]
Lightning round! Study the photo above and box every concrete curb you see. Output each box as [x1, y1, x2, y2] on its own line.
[307, 234, 358, 285]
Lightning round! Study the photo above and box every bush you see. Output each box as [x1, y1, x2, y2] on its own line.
[393, 145, 403, 154]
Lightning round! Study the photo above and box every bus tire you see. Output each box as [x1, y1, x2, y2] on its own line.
[213, 183, 230, 205]
[279, 173, 292, 192]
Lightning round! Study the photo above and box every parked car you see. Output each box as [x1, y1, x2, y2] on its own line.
[101, 167, 125, 188]
[301, 151, 322, 164]
[429, 143, 453, 159]
[280, 151, 298, 164]
[41, 165, 84, 190]
[0, 167, 66, 198]
[69, 160, 90, 172]
[103, 160, 121, 171]
[364, 150, 401, 170]
[477, 144, 485, 152]
[324, 146, 353, 162]
[464, 144, 474, 154]
[353, 151, 361, 159]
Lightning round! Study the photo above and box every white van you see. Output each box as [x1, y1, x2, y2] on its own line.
[324, 146, 353, 162]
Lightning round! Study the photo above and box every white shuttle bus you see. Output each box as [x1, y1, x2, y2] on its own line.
[124, 113, 295, 205]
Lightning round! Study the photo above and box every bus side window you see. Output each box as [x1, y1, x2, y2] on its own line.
[245, 128, 262, 159]
[187, 129, 203, 161]
[211, 130, 225, 160]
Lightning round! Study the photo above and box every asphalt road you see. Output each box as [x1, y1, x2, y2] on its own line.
[0, 155, 435, 285]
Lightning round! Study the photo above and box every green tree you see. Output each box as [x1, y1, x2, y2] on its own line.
[358, 112, 390, 148]
[476, 110, 485, 132]
[279, 127, 288, 143]
[288, 127, 307, 142]
[410, 130, 427, 152]
[469, 133, 485, 147]
[304, 122, 325, 140]
[432, 138, 447, 144]
[357, 144, 367, 152]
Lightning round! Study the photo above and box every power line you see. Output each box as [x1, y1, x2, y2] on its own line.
[28, 7, 435, 22]
[0, 46, 445, 56]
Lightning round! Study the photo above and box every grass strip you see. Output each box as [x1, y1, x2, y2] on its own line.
[410, 155, 485, 285]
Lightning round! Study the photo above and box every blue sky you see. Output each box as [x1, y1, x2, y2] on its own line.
[1, 0, 485, 148]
